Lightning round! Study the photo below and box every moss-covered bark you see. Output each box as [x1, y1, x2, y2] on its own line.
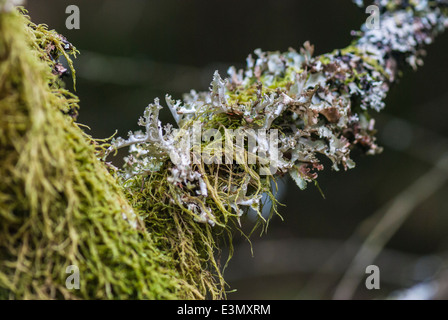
[0, 8, 199, 300]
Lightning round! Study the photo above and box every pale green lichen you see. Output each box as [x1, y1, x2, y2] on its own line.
[105, 1, 448, 299]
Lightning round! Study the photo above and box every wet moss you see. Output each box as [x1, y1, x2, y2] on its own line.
[0, 8, 195, 300]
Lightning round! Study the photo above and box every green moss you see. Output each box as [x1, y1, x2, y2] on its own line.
[0, 8, 195, 300]
[227, 84, 259, 107]
[0, 8, 262, 300]
[120, 140, 280, 299]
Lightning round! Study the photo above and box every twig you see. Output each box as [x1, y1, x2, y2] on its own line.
[332, 153, 448, 300]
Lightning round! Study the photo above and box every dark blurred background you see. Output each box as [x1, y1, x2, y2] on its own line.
[26, 0, 448, 299]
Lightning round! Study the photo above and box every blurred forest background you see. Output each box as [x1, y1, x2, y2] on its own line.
[27, 0, 448, 299]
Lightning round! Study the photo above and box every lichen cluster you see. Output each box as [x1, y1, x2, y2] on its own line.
[109, 0, 448, 227]
[105, 0, 448, 298]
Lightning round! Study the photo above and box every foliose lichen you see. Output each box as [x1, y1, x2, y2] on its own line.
[108, 0, 447, 220]
[102, 0, 447, 299]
